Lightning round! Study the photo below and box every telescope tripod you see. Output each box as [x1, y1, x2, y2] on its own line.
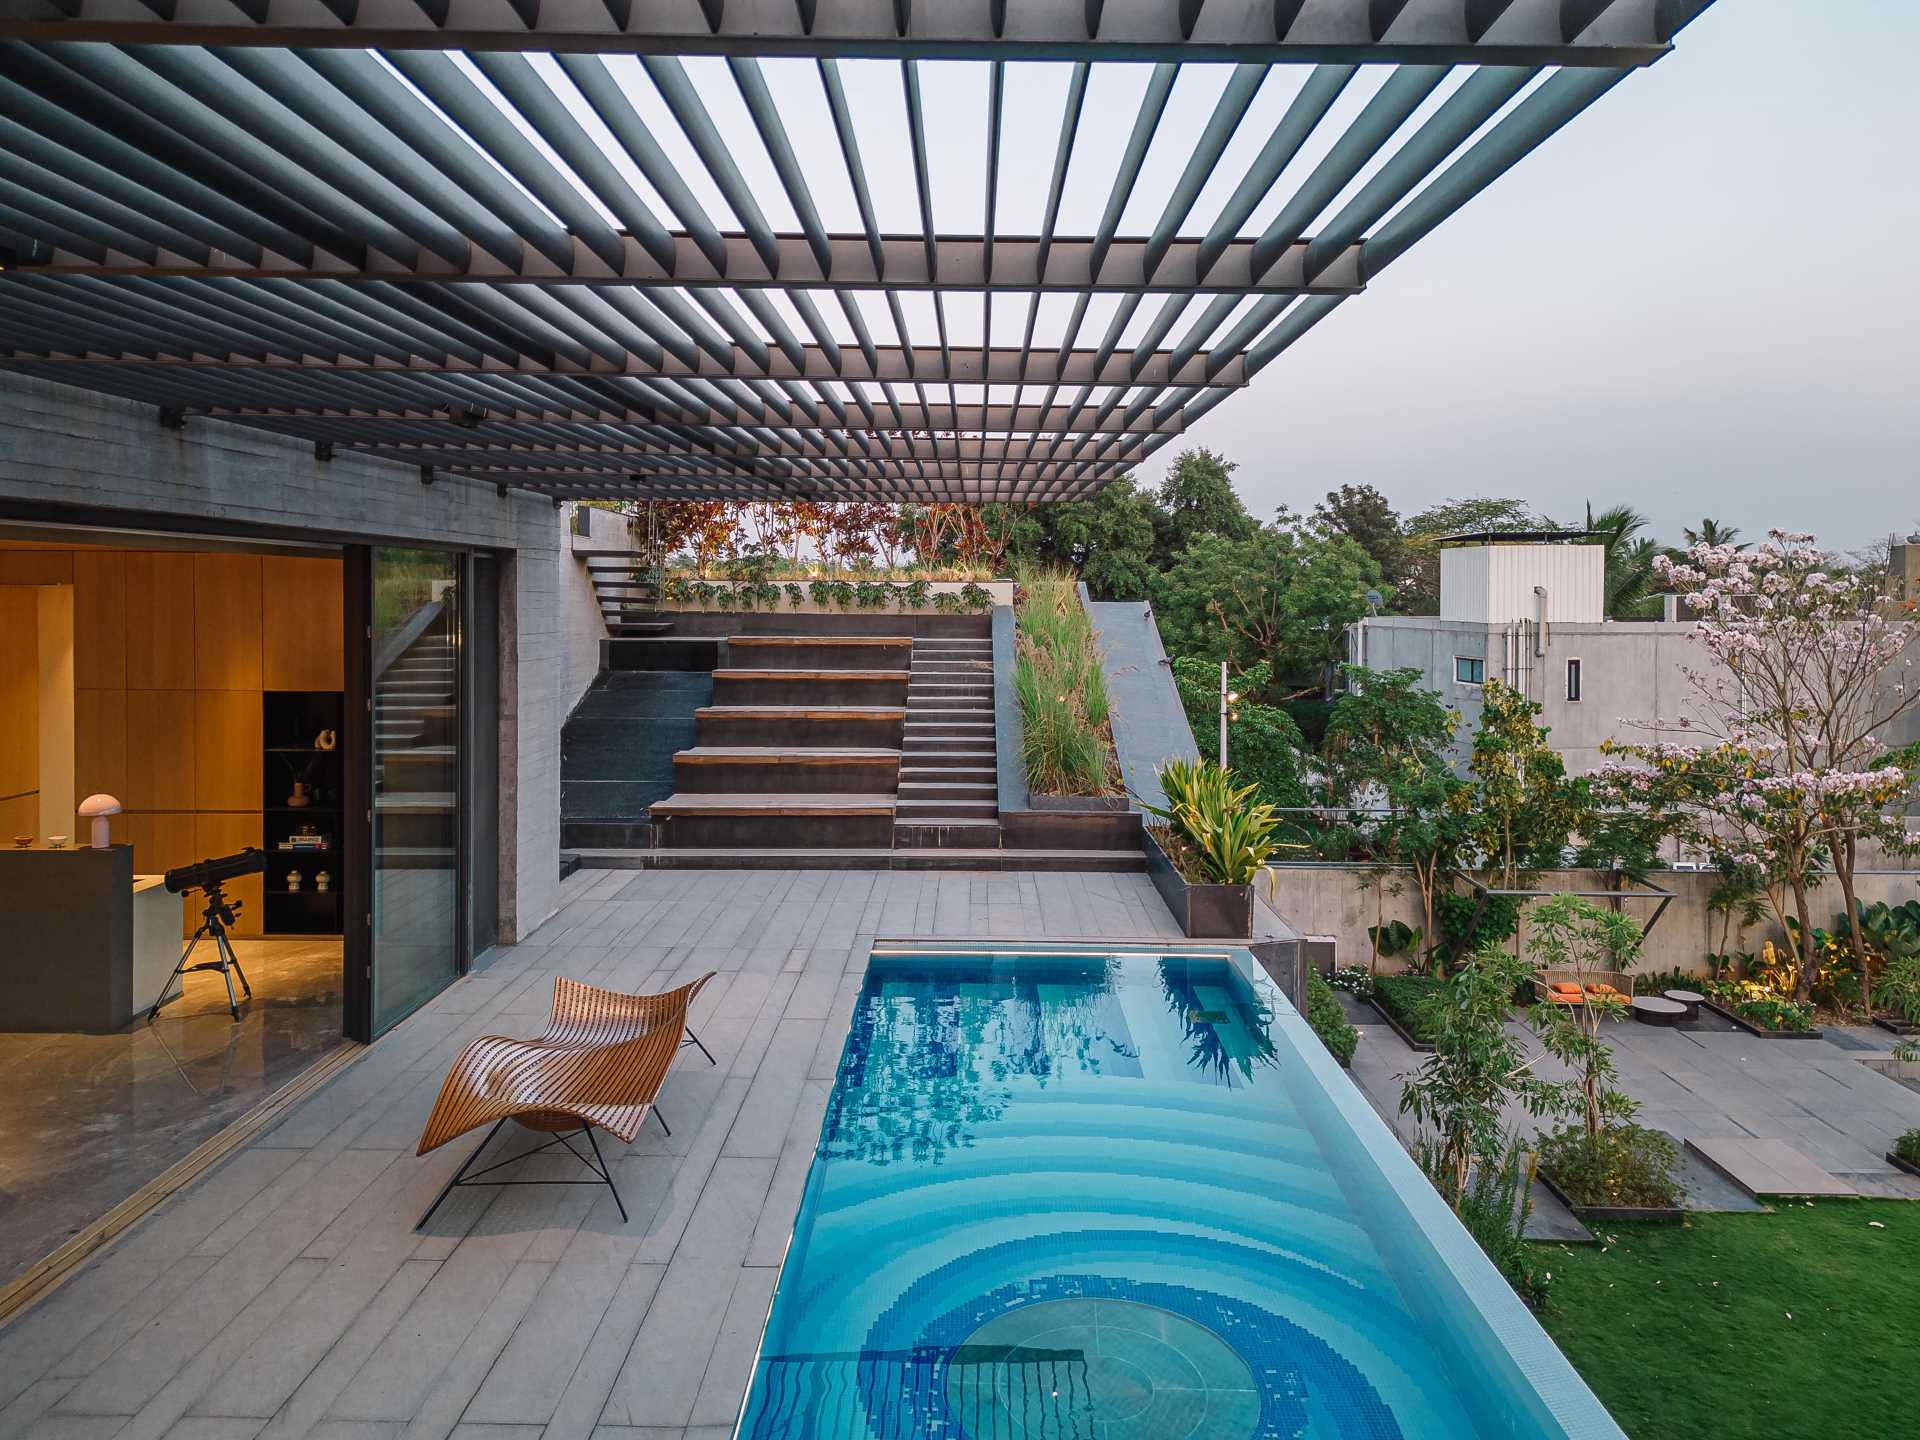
[149, 883, 253, 1023]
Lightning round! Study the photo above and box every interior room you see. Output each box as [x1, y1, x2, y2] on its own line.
[0, 525, 346, 1286]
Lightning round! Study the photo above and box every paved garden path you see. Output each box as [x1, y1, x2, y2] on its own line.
[1344, 995, 1920, 1200]
[0, 868, 1182, 1440]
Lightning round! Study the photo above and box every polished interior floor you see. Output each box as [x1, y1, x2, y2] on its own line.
[0, 939, 343, 1286]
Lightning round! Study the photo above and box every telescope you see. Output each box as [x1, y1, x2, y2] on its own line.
[151, 847, 266, 1023]
[165, 846, 265, 896]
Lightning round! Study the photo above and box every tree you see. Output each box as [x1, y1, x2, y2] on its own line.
[996, 477, 1160, 599]
[1309, 484, 1407, 594]
[1151, 528, 1379, 695]
[1153, 447, 1258, 565]
[1596, 531, 1920, 1003]
[1464, 679, 1583, 892]
[1323, 666, 1466, 969]
[1523, 896, 1643, 1144]
[1398, 496, 1552, 614]
[1169, 657, 1311, 814]
[1585, 502, 1663, 620]
[1682, 517, 1745, 550]
[1398, 943, 1562, 1208]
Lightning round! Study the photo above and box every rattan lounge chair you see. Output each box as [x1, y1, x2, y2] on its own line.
[413, 972, 716, 1228]
[1533, 969, 1633, 1008]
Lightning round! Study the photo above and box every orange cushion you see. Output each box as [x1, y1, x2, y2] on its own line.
[1587, 983, 1620, 997]
[1550, 982, 1583, 997]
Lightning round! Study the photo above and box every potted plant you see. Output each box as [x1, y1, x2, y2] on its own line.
[1141, 759, 1282, 938]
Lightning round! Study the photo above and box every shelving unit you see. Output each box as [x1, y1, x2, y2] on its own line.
[263, 690, 345, 937]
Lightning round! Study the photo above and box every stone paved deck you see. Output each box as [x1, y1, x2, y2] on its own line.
[0, 869, 1182, 1440]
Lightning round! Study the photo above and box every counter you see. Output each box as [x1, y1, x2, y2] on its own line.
[0, 844, 185, 1031]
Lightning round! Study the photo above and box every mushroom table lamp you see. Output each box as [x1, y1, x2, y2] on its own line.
[78, 794, 124, 850]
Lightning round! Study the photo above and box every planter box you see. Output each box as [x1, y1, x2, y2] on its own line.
[1027, 794, 1129, 812]
[664, 578, 1012, 615]
[1142, 827, 1252, 939]
[1872, 1014, 1920, 1037]
[1859, 1055, 1920, 1083]
[1363, 995, 1436, 1054]
[1700, 997, 1825, 1039]
[1887, 1150, 1920, 1179]
[1538, 1170, 1687, 1227]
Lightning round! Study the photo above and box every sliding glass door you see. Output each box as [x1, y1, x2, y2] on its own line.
[369, 547, 462, 1034]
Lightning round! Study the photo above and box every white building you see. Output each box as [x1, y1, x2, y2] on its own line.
[1351, 533, 1706, 776]
[1350, 532, 1920, 778]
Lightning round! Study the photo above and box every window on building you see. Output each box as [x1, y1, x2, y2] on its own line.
[1566, 658, 1583, 702]
[1453, 655, 1485, 686]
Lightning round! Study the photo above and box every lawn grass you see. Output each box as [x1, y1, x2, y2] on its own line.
[1536, 1200, 1918, 1440]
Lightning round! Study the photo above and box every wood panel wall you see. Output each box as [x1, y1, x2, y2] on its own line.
[0, 588, 39, 841]
[0, 543, 343, 937]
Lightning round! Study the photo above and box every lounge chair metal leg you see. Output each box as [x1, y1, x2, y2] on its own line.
[582, 1125, 628, 1222]
[652, 1107, 671, 1137]
[683, 1027, 716, 1066]
[417, 1120, 506, 1230]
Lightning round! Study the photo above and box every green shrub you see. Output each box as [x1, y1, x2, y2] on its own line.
[1873, 948, 1920, 1024]
[1327, 964, 1374, 995]
[1283, 697, 1336, 748]
[901, 578, 932, 611]
[1416, 1135, 1550, 1309]
[1372, 973, 1446, 1044]
[1148, 758, 1284, 884]
[1534, 1123, 1682, 1209]
[1896, 1129, 1920, 1166]
[1435, 891, 1519, 961]
[1632, 968, 1705, 997]
[1014, 570, 1118, 796]
[1306, 974, 1358, 1066]
[960, 581, 993, 612]
[932, 589, 964, 614]
[782, 582, 806, 610]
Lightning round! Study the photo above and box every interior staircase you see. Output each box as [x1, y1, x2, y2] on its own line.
[579, 551, 675, 638]
[374, 609, 457, 862]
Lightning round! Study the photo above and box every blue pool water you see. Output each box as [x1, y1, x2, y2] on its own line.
[736, 950, 1615, 1440]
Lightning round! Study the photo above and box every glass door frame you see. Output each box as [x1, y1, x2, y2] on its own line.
[343, 542, 491, 1043]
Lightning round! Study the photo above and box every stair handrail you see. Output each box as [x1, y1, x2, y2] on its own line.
[374, 596, 447, 683]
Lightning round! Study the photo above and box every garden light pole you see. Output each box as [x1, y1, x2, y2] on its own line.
[1218, 662, 1239, 770]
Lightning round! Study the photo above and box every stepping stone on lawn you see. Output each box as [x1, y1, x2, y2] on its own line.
[1686, 1136, 1857, 1198]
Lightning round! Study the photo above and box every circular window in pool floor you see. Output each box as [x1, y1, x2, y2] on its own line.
[946, 1299, 1259, 1440]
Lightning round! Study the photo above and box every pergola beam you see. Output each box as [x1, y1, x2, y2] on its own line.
[0, 341, 1249, 387]
[4, 231, 1367, 295]
[0, 0, 1698, 64]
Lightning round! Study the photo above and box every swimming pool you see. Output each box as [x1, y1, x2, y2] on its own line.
[736, 946, 1622, 1440]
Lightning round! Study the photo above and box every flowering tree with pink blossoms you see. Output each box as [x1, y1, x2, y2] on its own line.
[1594, 531, 1920, 1003]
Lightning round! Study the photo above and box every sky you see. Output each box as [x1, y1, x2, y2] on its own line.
[381, 4, 1917, 554]
[1136, 0, 1920, 553]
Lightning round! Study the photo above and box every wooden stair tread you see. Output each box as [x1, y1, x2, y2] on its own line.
[712, 668, 908, 682]
[652, 793, 896, 816]
[727, 634, 910, 647]
[697, 705, 907, 719]
[675, 748, 901, 764]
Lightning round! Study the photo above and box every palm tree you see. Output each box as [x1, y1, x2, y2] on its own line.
[1585, 502, 1663, 620]
[1681, 518, 1745, 550]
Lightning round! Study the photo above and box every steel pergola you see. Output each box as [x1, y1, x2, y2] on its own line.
[0, 0, 1719, 503]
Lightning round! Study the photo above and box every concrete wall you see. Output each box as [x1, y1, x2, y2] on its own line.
[1269, 863, 1920, 977]
[562, 503, 635, 719]
[0, 369, 566, 943]
[1087, 592, 1196, 811]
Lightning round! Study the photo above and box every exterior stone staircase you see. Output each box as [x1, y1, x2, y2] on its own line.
[894, 634, 999, 848]
[579, 551, 675, 638]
